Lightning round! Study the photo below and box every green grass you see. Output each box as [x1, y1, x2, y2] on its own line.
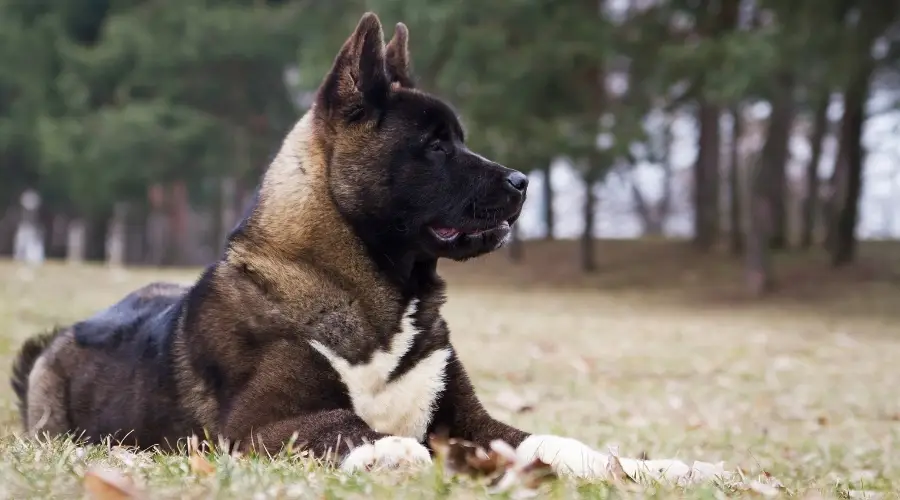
[1, 246, 899, 499]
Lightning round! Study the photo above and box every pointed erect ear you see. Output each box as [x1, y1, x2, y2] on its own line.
[318, 12, 390, 121]
[385, 22, 415, 88]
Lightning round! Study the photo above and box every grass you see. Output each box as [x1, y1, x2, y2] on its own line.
[1, 240, 899, 499]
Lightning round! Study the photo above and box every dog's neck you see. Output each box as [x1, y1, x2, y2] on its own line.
[226, 111, 445, 327]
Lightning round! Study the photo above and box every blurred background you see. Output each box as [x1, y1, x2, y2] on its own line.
[1, 0, 899, 298]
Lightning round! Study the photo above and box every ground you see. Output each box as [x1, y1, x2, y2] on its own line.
[1, 240, 898, 499]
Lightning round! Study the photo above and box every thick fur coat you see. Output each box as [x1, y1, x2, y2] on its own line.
[10, 13, 720, 481]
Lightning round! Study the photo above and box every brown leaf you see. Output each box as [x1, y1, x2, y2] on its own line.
[185, 434, 216, 476]
[488, 439, 519, 462]
[429, 434, 509, 479]
[190, 453, 216, 476]
[83, 467, 140, 500]
[606, 454, 637, 484]
[430, 435, 557, 497]
[516, 458, 557, 490]
[495, 390, 535, 414]
[762, 470, 786, 489]
[748, 480, 782, 497]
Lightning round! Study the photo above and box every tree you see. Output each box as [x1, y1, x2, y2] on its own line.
[745, 150, 775, 296]
[828, 1, 899, 266]
[763, 72, 797, 250]
[728, 106, 743, 254]
[799, 95, 830, 249]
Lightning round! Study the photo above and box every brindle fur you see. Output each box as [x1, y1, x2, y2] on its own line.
[10, 13, 531, 459]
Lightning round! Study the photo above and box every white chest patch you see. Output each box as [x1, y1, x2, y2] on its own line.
[309, 300, 450, 441]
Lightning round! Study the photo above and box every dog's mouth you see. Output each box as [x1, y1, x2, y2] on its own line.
[428, 221, 511, 243]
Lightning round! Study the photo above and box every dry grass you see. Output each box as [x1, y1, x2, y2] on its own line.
[1, 241, 899, 499]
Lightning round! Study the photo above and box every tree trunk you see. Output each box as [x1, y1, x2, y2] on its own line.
[692, 0, 739, 251]
[66, 218, 86, 264]
[729, 106, 743, 254]
[215, 176, 238, 251]
[124, 203, 147, 265]
[85, 210, 111, 262]
[106, 202, 127, 268]
[830, 71, 870, 266]
[800, 95, 829, 249]
[743, 82, 795, 295]
[509, 219, 524, 262]
[0, 206, 18, 256]
[765, 73, 796, 250]
[167, 181, 190, 266]
[41, 210, 67, 260]
[823, 154, 842, 252]
[693, 101, 720, 251]
[541, 163, 554, 240]
[828, 0, 896, 264]
[630, 183, 664, 237]
[581, 171, 597, 273]
[745, 155, 774, 296]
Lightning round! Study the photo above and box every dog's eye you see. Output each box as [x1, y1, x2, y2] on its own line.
[428, 141, 446, 154]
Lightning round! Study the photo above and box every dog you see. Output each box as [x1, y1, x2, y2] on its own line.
[10, 13, 719, 482]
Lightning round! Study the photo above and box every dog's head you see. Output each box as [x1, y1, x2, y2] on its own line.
[314, 13, 528, 263]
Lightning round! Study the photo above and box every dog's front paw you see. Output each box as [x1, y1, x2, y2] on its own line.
[516, 434, 728, 485]
[515, 434, 608, 478]
[341, 436, 433, 472]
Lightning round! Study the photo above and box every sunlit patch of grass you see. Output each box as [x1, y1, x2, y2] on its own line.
[0, 258, 898, 498]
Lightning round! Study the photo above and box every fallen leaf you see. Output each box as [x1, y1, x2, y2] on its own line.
[748, 480, 782, 497]
[429, 434, 556, 498]
[848, 490, 882, 500]
[190, 453, 216, 476]
[569, 357, 592, 375]
[185, 434, 216, 476]
[83, 467, 140, 500]
[495, 390, 536, 414]
[430, 434, 501, 477]
[689, 460, 730, 483]
[849, 469, 877, 483]
[488, 439, 519, 463]
[606, 454, 637, 484]
[762, 470, 786, 489]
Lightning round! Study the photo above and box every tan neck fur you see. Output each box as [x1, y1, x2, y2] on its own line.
[227, 110, 402, 327]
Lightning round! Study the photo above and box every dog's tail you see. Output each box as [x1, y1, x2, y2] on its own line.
[10, 328, 62, 428]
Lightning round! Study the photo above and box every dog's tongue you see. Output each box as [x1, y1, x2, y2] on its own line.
[434, 228, 460, 239]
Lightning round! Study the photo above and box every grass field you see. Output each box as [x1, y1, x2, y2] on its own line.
[1, 240, 899, 499]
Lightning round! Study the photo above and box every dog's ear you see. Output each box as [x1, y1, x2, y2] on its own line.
[385, 22, 415, 88]
[318, 12, 389, 121]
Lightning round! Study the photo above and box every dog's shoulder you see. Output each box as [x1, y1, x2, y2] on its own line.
[73, 282, 187, 350]
[178, 252, 366, 354]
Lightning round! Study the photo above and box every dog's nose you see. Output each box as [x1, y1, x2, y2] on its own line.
[505, 171, 529, 193]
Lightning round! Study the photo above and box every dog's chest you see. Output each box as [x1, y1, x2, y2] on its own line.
[309, 300, 450, 441]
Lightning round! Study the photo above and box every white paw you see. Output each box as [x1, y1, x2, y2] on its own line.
[341, 436, 433, 472]
[516, 434, 728, 485]
[515, 434, 609, 478]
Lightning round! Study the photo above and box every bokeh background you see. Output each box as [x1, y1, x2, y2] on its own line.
[2, 3, 900, 496]
[1, 0, 899, 296]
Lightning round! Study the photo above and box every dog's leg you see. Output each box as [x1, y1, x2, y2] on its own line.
[431, 352, 723, 483]
[25, 354, 72, 438]
[431, 355, 606, 476]
[234, 409, 432, 472]
[428, 352, 529, 449]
